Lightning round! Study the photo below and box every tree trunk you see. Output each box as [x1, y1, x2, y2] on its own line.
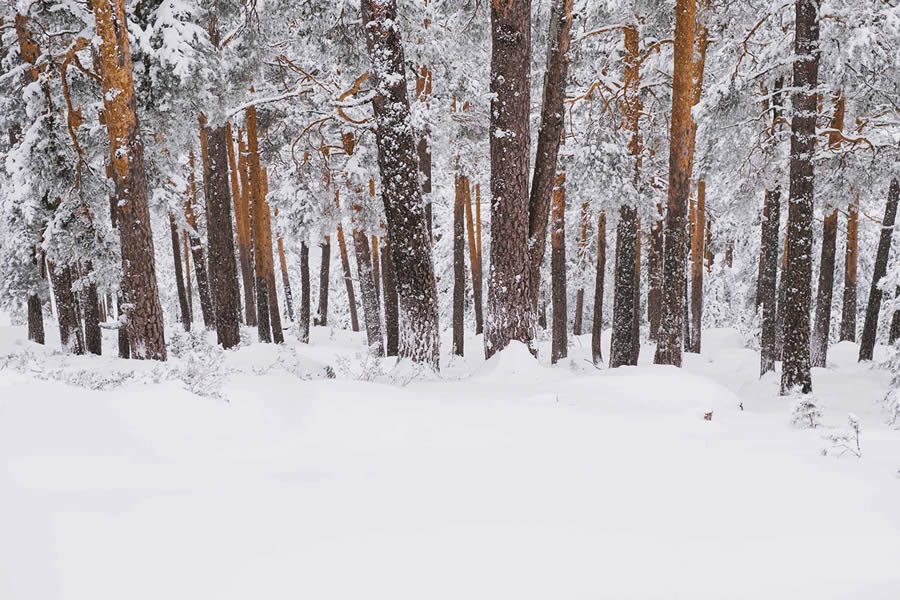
[316, 237, 331, 327]
[756, 193, 770, 309]
[299, 241, 311, 343]
[633, 219, 642, 364]
[353, 225, 384, 356]
[689, 180, 706, 353]
[760, 188, 781, 376]
[48, 262, 85, 354]
[336, 221, 359, 332]
[780, 0, 820, 395]
[611, 206, 638, 368]
[234, 129, 257, 327]
[811, 207, 838, 367]
[261, 171, 284, 344]
[245, 104, 272, 343]
[371, 234, 381, 308]
[183, 231, 193, 321]
[202, 122, 242, 349]
[82, 271, 102, 356]
[839, 194, 859, 341]
[169, 212, 191, 331]
[654, 0, 698, 367]
[453, 173, 466, 356]
[648, 204, 663, 340]
[775, 231, 788, 358]
[859, 178, 900, 361]
[551, 173, 568, 364]
[361, 0, 441, 369]
[592, 211, 607, 366]
[93, 0, 166, 360]
[27, 294, 44, 344]
[465, 181, 484, 335]
[573, 201, 590, 336]
[275, 211, 295, 322]
[380, 234, 400, 357]
[185, 151, 214, 329]
[890, 293, 900, 345]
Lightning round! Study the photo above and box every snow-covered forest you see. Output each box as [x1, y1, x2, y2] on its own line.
[2, 0, 900, 597]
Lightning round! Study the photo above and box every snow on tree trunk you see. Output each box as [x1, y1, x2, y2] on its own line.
[689, 181, 706, 354]
[234, 130, 258, 328]
[353, 221, 384, 356]
[453, 173, 466, 357]
[839, 194, 859, 342]
[316, 237, 331, 327]
[859, 178, 900, 362]
[760, 188, 782, 376]
[811, 207, 838, 368]
[361, 0, 441, 369]
[380, 234, 400, 358]
[780, 0, 820, 395]
[48, 262, 84, 355]
[92, 0, 166, 360]
[299, 241, 311, 344]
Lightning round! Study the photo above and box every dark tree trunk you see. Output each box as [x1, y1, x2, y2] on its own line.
[93, 0, 166, 360]
[453, 174, 466, 356]
[203, 123, 242, 349]
[245, 106, 272, 343]
[183, 231, 193, 321]
[811, 207, 838, 367]
[760, 188, 781, 376]
[689, 181, 706, 353]
[654, 0, 696, 367]
[116, 292, 129, 358]
[485, 0, 533, 355]
[859, 178, 900, 361]
[275, 211, 295, 322]
[169, 212, 191, 331]
[551, 173, 568, 364]
[573, 202, 589, 337]
[839, 195, 859, 341]
[188, 229, 214, 329]
[780, 0, 820, 395]
[648, 204, 663, 340]
[83, 279, 102, 356]
[371, 234, 381, 307]
[353, 228, 384, 356]
[380, 234, 400, 357]
[261, 193, 284, 344]
[574, 290, 585, 336]
[592, 211, 607, 366]
[316, 237, 331, 327]
[775, 232, 787, 358]
[633, 220, 642, 364]
[49, 263, 85, 354]
[299, 241, 311, 343]
[361, 0, 442, 369]
[890, 290, 900, 345]
[336, 224, 359, 332]
[611, 206, 638, 367]
[27, 294, 44, 344]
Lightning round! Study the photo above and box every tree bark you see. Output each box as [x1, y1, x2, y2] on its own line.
[299, 241, 311, 343]
[92, 0, 166, 360]
[839, 194, 859, 341]
[27, 294, 44, 344]
[185, 151, 214, 329]
[453, 173, 466, 356]
[551, 173, 568, 364]
[361, 0, 441, 369]
[380, 234, 400, 357]
[116, 292, 129, 358]
[202, 122, 242, 349]
[689, 180, 706, 353]
[573, 201, 590, 336]
[890, 293, 900, 345]
[592, 211, 607, 366]
[234, 129, 257, 327]
[811, 207, 838, 367]
[353, 222, 383, 355]
[655, 0, 698, 367]
[245, 104, 272, 343]
[169, 212, 191, 331]
[611, 206, 638, 368]
[260, 171, 284, 343]
[465, 182, 484, 335]
[760, 188, 781, 376]
[780, 0, 820, 395]
[48, 262, 85, 354]
[275, 211, 295, 322]
[371, 234, 381, 308]
[316, 237, 331, 327]
[859, 178, 900, 361]
[336, 221, 359, 332]
[775, 230, 788, 358]
[648, 204, 663, 340]
[82, 270, 102, 356]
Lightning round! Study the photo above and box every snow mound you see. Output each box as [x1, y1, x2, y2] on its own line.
[474, 341, 545, 381]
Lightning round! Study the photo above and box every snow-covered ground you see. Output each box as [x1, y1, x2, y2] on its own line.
[1, 321, 899, 599]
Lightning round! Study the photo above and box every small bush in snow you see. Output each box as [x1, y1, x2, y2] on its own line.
[789, 391, 822, 429]
[821, 413, 862, 458]
[880, 343, 900, 428]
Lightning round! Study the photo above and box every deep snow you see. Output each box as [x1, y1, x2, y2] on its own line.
[1, 322, 899, 599]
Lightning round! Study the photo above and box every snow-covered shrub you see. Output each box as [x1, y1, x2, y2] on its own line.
[789, 391, 822, 429]
[821, 413, 862, 458]
[880, 343, 900, 428]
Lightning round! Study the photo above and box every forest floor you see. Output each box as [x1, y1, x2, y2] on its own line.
[1, 317, 899, 599]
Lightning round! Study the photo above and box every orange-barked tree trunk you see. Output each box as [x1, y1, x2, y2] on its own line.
[92, 0, 166, 360]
